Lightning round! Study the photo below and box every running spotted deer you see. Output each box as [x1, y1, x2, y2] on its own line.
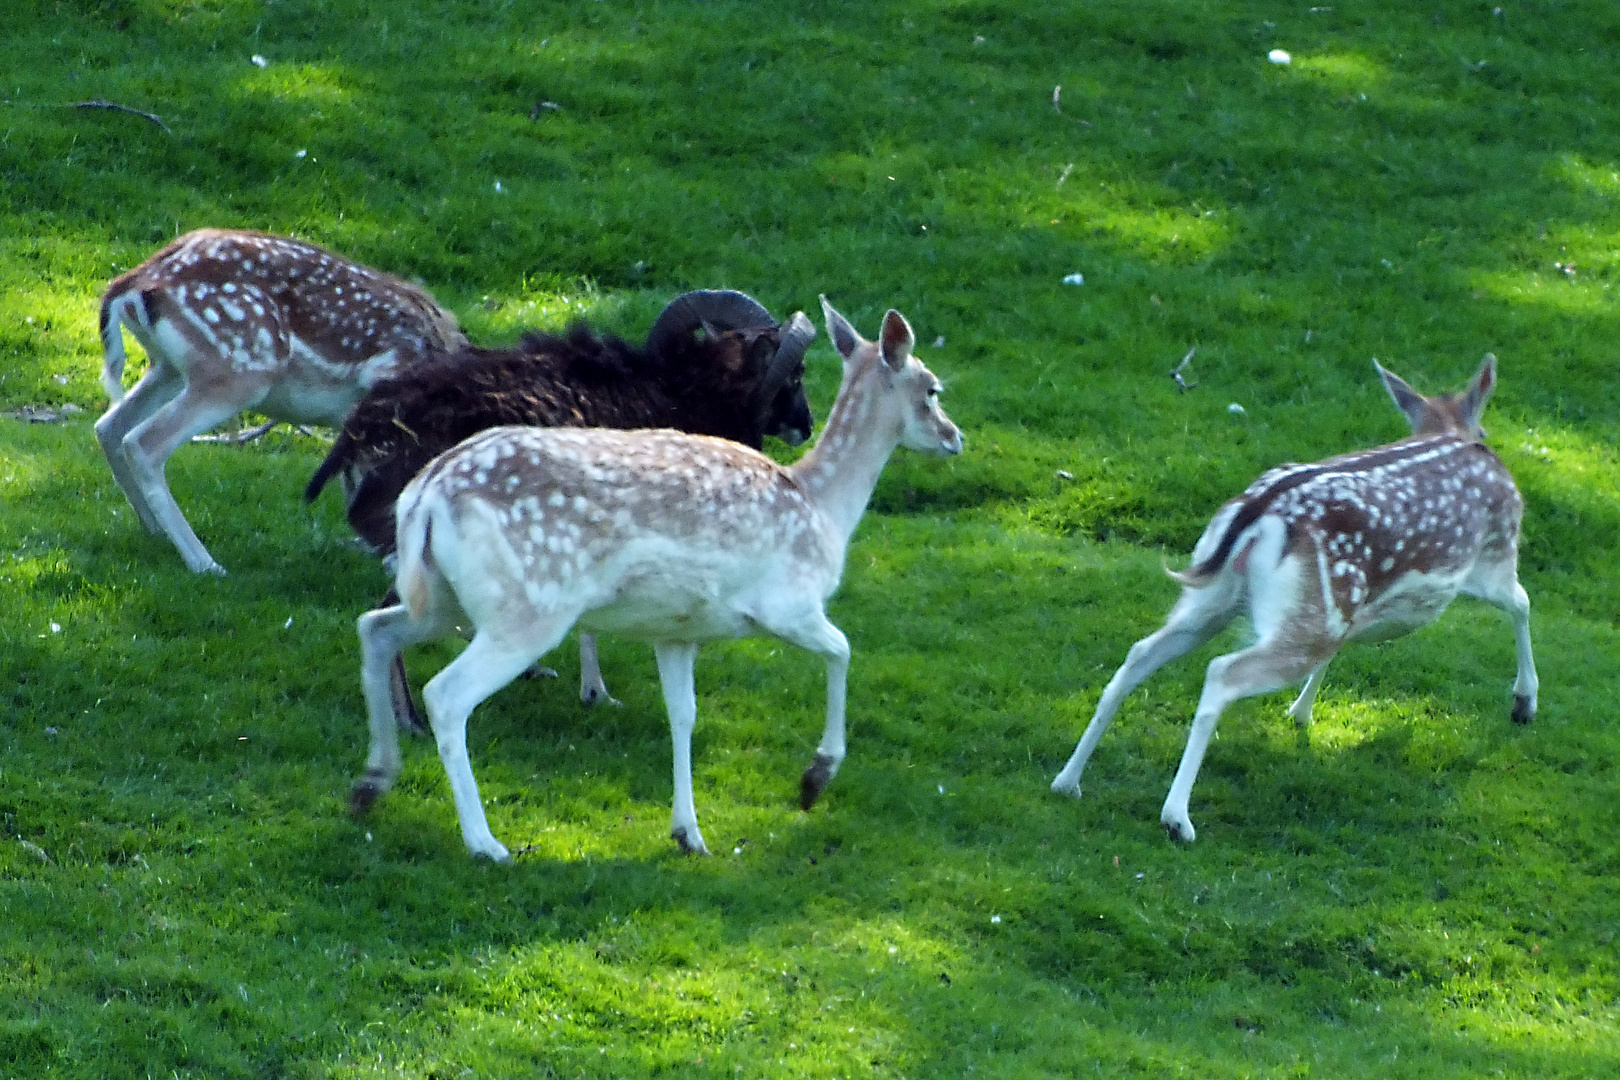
[95, 228, 466, 574]
[348, 298, 962, 862]
[1051, 356, 1537, 843]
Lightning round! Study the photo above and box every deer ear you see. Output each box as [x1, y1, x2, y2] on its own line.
[1461, 353, 1497, 429]
[820, 296, 861, 361]
[1375, 359, 1428, 433]
[879, 309, 914, 371]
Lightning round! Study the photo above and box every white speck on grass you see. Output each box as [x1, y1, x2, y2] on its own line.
[990, 914, 1002, 924]
[1228, 402, 1247, 415]
[1062, 272, 1085, 286]
[49, 622, 60, 633]
[251, 55, 268, 68]
[284, 616, 293, 629]
[938, 784, 946, 795]
[295, 149, 307, 159]
[1268, 49, 1291, 65]
[494, 180, 504, 193]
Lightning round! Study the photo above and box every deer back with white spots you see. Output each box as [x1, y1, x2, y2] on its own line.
[349, 298, 962, 862]
[94, 228, 465, 574]
[1051, 355, 1537, 843]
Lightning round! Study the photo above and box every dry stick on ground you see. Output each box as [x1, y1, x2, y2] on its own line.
[191, 419, 280, 445]
[70, 99, 173, 134]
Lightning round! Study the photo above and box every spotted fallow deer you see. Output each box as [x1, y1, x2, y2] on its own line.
[1051, 356, 1536, 843]
[348, 298, 963, 862]
[95, 228, 465, 574]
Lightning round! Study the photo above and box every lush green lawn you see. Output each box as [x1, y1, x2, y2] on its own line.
[4, 0, 1619, 1076]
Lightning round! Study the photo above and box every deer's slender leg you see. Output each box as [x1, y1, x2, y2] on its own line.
[1460, 555, 1538, 723]
[1052, 579, 1238, 799]
[123, 377, 264, 574]
[1162, 638, 1331, 843]
[422, 627, 568, 863]
[352, 600, 458, 815]
[653, 641, 707, 854]
[95, 363, 185, 534]
[578, 633, 619, 707]
[1287, 661, 1331, 728]
[756, 610, 852, 811]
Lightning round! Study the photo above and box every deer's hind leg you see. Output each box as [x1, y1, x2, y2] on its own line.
[1052, 575, 1240, 800]
[1460, 551, 1537, 723]
[422, 621, 573, 863]
[122, 370, 271, 575]
[95, 362, 185, 535]
[1161, 627, 1337, 843]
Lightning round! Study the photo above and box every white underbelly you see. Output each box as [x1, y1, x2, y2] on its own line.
[255, 380, 365, 425]
[1349, 571, 1461, 641]
[577, 590, 759, 642]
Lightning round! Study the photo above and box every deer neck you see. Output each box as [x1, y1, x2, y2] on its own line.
[788, 359, 901, 545]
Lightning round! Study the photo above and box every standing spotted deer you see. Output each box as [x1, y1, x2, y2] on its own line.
[348, 298, 963, 861]
[95, 228, 465, 574]
[1052, 356, 1537, 842]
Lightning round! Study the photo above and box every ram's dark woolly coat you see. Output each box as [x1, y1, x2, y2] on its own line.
[306, 322, 812, 552]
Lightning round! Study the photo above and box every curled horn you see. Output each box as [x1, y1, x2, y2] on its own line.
[647, 289, 774, 357]
[751, 311, 816, 417]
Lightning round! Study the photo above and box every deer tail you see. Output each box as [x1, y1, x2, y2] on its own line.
[99, 291, 143, 404]
[393, 489, 440, 620]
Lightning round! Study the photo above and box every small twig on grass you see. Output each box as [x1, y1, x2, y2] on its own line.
[192, 419, 279, 444]
[1171, 347, 1198, 393]
[530, 100, 563, 119]
[69, 99, 173, 134]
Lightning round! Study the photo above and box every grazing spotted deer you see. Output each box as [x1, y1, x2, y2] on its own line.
[349, 298, 963, 861]
[95, 228, 465, 574]
[1052, 356, 1536, 842]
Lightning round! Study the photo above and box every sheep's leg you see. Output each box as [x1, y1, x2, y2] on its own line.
[1161, 639, 1329, 843]
[1287, 661, 1331, 728]
[653, 641, 707, 854]
[757, 610, 851, 811]
[121, 378, 260, 575]
[423, 629, 566, 863]
[1461, 555, 1538, 723]
[1052, 582, 1235, 800]
[352, 600, 456, 815]
[577, 633, 619, 707]
[94, 363, 185, 535]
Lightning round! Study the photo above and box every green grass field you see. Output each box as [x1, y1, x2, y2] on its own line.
[3, 1, 1619, 1076]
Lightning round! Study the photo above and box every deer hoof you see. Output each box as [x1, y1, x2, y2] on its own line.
[580, 686, 621, 709]
[469, 839, 513, 864]
[1050, 773, 1082, 799]
[349, 777, 384, 819]
[1162, 817, 1196, 843]
[800, 753, 839, 811]
[521, 664, 559, 681]
[1511, 694, 1535, 725]
[671, 827, 710, 855]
